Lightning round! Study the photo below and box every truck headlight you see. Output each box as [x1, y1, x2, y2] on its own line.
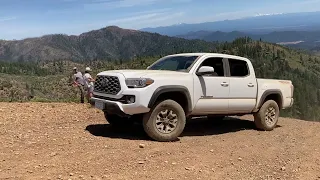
[125, 78, 154, 88]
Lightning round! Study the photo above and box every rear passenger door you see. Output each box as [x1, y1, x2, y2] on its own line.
[227, 58, 257, 113]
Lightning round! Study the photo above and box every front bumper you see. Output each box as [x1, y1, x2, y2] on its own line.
[91, 97, 150, 117]
[91, 72, 155, 116]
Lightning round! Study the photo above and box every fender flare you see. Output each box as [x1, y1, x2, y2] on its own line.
[257, 89, 283, 109]
[148, 85, 192, 112]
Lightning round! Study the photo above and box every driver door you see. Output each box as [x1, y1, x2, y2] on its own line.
[192, 57, 230, 115]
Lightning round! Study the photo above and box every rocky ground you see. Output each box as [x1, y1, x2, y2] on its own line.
[0, 102, 320, 180]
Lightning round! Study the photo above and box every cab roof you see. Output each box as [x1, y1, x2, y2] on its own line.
[167, 53, 249, 61]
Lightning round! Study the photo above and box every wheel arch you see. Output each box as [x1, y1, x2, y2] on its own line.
[148, 85, 192, 115]
[257, 89, 283, 110]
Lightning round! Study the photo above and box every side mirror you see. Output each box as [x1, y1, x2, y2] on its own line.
[196, 66, 215, 76]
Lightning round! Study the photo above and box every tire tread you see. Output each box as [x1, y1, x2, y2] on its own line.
[254, 100, 279, 131]
[143, 99, 186, 142]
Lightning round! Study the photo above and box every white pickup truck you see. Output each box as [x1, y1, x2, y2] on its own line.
[91, 53, 294, 142]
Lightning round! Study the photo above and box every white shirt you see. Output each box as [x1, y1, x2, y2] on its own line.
[84, 73, 94, 88]
[74, 71, 85, 85]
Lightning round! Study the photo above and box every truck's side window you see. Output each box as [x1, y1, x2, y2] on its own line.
[200, 58, 224, 77]
[228, 59, 249, 77]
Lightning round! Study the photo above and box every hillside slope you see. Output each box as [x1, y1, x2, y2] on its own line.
[1, 38, 320, 121]
[0, 26, 215, 62]
[0, 103, 319, 179]
[213, 38, 320, 121]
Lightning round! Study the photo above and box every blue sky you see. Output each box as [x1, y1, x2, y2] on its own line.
[1, 0, 320, 40]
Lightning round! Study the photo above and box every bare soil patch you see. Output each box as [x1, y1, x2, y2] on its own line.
[0, 103, 319, 180]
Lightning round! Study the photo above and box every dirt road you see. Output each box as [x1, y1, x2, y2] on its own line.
[0, 103, 319, 180]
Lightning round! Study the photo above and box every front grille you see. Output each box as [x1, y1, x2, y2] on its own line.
[94, 75, 121, 95]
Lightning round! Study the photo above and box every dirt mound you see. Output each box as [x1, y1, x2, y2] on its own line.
[0, 103, 319, 180]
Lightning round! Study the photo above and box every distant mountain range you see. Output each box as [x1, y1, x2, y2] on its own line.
[177, 31, 320, 43]
[176, 30, 320, 52]
[1, 23, 320, 63]
[140, 11, 320, 36]
[0, 26, 215, 62]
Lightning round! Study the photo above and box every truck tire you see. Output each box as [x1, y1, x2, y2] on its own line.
[142, 99, 186, 142]
[253, 100, 280, 131]
[104, 112, 134, 126]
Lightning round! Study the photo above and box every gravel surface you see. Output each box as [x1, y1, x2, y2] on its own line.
[0, 102, 320, 180]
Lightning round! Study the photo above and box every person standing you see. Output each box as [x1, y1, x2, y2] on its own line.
[83, 67, 95, 103]
[72, 67, 85, 103]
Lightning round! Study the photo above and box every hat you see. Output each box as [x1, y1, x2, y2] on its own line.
[85, 67, 91, 71]
[73, 67, 77, 70]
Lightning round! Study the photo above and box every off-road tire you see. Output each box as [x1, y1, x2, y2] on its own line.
[104, 112, 134, 127]
[253, 100, 280, 131]
[142, 99, 186, 142]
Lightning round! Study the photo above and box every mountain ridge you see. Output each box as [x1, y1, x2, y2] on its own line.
[0, 26, 216, 62]
[176, 30, 320, 53]
[140, 11, 320, 36]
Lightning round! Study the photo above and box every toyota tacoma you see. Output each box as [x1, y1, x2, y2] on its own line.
[91, 53, 294, 142]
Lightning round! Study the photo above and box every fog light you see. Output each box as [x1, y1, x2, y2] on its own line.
[125, 95, 135, 104]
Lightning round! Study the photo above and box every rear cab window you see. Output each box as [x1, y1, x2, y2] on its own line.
[228, 59, 249, 77]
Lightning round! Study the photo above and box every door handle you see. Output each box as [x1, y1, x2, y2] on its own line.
[248, 83, 254, 87]
[221, 82, 229, 87]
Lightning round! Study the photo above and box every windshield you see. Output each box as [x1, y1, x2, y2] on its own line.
[147, 55, 199, 72]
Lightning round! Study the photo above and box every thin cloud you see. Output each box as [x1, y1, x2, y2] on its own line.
[297, 0, 320, 4]
[111, 8, 173, 19]
[0, 17, 17, 22]
[48, 0, 162, 14]
[106, 8, 178, 24]
[84, 0, 159, 9]
[48, 0, 191, 15]
[84, 0, 192, 9]
[107, 13, 161, 24]
[107, 11, 185, 28]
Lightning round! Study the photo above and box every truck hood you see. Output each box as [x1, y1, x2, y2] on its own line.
[98, 69, 190, 78]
